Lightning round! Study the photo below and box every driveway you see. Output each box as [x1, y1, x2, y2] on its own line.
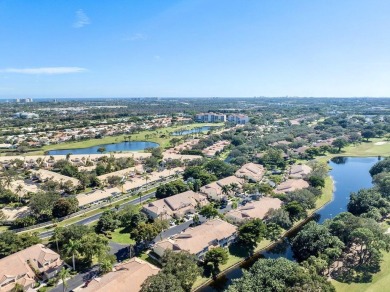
[109, 241, 130, 262]
[49, 265, 99, 292]
[153, 215, 207, 242]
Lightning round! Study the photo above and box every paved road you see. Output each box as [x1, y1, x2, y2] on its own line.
[153, 215, 207, 242]
[49, 265, 99, 292]
[109, 242, 130, 262]
[39, 192, 156, 239]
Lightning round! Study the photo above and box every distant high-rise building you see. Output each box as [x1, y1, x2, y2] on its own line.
[15, 98, 33, 103]
[195, 112, 226, 122]
[228, 114, 250, 124]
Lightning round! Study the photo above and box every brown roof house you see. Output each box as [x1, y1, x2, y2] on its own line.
[153, 219, 237, 260]
[80, 257, 159, 292]
[200, 176, 244, 201]
[0, 244, 63, 292]
[235, 163, 265, 182]
[31, 169, 80, 189]
[225, 197, 283, 224]
[289, 164, 312, 179]
[275, 179, 309, 194]
[142, 190, 209, 220]
[77, 187, 121, 208]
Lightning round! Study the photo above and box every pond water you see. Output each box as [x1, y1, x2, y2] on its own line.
[47, 141, 159, 155]
[199, 156, 380, 292]
[172, 126, 215, 136]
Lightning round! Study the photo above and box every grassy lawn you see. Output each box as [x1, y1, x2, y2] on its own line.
[110, 227, 135, 245]
[342, 139, 390, 157]
[138, 251, 161, 267]
[37, 122, 223, 154]
[0, 226, 9, 232]
[332, 251, 390, 292]
[303, 139, 390, 165]
[315, 176, 334, 209]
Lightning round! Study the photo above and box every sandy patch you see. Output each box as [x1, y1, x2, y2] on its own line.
[375, 141, 387, 146]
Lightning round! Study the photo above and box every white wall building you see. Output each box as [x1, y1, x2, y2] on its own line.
[195, 113, 226, 122]
[228, 114, 250, 124]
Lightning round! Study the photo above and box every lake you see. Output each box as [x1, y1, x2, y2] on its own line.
[199, 156, 380, 292]
[47, 141, 159, 155]
[172, 126, 215, 136]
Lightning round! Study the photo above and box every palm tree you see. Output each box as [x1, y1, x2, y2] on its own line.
[107, 196, 114, 206]
[53, 227, 62, 253]
[4, 173, 13, 189]
[15, 184, 23, 202]
[57, 267, 70, 292]
[10, 283, 24, 292]
[119, 177, 126, 194]
[142, 173, 150, 187]
[230, 183, 240, 195]
[64, 239, 80, 271]
[221, 185, 231, 197]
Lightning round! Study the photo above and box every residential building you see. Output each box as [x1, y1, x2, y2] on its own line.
[31, 169, 80, 187]
[0, 144, 13, 149]
[202, 140, 230, 158]
[142, 190, 209, 219]
[225, 197, 282, 223]
[227, 114, 250, 124]
[0, 244, 63, 292]
[80, 257, 159, 292]
[235, 163, 265, 182]
[13, 112, 39, 119]
[200, 176, 244, 201]
[97, 165, 144, 182]
[275, 179, 309, 194]
[289, 164, 312, 179]
[195, 113, 226, 123]
[77, 187, 121, 208]
[153, 219, 237, 260]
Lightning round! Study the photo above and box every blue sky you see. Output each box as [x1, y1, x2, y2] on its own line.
[1, 0, 390, 98]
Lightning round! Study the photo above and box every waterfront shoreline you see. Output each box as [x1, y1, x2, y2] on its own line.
[193, 175, 335, 291]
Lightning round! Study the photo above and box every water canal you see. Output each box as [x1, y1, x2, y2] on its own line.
[199, 156, 380, 291]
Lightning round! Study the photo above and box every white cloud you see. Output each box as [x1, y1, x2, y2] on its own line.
[123, 33, 148, 41]
[0, 67, 87, 75]
[73, 9, 90, 28]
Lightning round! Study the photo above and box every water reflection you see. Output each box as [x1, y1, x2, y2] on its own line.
[331, 157, 348, 164]
[47, 141, 159, 155]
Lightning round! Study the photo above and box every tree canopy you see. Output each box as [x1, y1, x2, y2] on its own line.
[291, 221, 344, 262]
[226, 258, 335, 292]
[141, 250, 200, 292]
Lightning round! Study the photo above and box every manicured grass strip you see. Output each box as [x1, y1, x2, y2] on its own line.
[110, 227, 136, 245]
[342, 139, 390, 157]
[315, 176, 334, 209]
[138, 251, 161, 267]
